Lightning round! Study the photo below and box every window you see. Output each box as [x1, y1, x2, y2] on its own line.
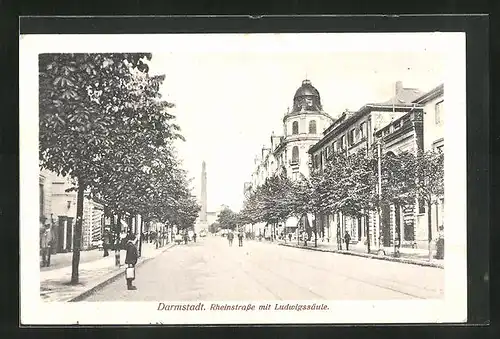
[292, 121, 299, 135]
[332, 142, 338, 152]
[393, 120, 401, 129]
[340, 135, 346, 149]
[359, 122, 366, 139]
[292, 146, 299, 163]
[348, 129, 356, 145]
[435, 101, 444, 125]
[309, 120, 317, 134]
[314, 154, 320, 168]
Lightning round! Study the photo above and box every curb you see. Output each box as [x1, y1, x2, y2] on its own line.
[278, 243, 444, 269]
[68, 243, 176, 302]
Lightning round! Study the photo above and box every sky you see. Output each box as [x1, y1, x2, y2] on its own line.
[145, 34, 444, 213]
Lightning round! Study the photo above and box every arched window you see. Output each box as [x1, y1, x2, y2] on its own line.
[309, 120, 317, 134]
[292, 146, 299, 163]
[292, 121, 299, 135]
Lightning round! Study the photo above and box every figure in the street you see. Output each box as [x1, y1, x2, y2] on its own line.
[40, 222, 54, 267]
[238, 232, 243, 247]
[103, 227, 110, 257]
[288, 233, 292, 242]
[184, 232, 188, 244]
[435, 225, 444, 259]
[228, 231, 234, 246]
[193, 233, 197, 243]
[302, 231, 308, 246]
[344, 230, 351, 251]
[125, 235, 138, 290]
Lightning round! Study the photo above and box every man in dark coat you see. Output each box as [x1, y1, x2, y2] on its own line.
[125, 236, 138, 290]
[344, 231, 351, 251]
[238, 232, 243, 247]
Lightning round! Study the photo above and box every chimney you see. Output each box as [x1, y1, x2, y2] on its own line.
[395, 81, 403, 95]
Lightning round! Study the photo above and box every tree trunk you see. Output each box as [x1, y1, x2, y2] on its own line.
[314, 213, 318, 248]
[337, 213, 342, 250]
[70, 180, 85, 284]
[427, 200, 433, 261]
[115, 214, 121, 266]
[138, 218, 143, 257]
[365, 213, 370, 254]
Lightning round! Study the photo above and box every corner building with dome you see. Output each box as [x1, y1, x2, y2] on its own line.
[244, 80, 335, 238]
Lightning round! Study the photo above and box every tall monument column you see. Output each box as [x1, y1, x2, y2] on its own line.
[200, 161, 208, 223]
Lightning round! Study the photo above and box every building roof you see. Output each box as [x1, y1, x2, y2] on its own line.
[377, 87, 424, 106]
[294, 79, 320, 99]
[412, 83, 444, 104]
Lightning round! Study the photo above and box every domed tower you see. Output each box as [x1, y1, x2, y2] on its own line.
[292, 79, 323, 113]
[279, 79, 334, 179]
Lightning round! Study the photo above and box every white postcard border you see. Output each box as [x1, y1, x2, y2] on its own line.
[20, 32, 467, 325]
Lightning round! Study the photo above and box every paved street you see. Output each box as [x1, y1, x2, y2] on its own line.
[85, 235, 444, 301]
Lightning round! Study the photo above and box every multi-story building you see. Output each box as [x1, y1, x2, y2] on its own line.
[247, 79, 335, 237]
[368, 83, 444, 250]
[82, 199, 105, 250]
[39, 169, 106, 252]
[308, 81, 425, 248]
[39, 169, 53, 224]
[416, 84, 445, 242]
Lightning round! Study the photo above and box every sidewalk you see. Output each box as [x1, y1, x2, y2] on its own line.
[272, 239, 444, 269]
[40, 248, 105, 272]
[40, 242, 176, 302]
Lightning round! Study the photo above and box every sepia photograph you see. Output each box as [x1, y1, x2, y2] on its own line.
[20, 31, 467, 324]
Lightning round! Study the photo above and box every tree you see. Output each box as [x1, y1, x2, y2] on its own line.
[209, 222, 221, 234]
[256, 173, 294, 241]
[414, 150, 444, 260]
[39, 53, 182, 283]
[217, 208, 238, 230]
[317, 150, 377, 252]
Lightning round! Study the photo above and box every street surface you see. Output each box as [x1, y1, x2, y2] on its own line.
[86, 236, 444, 301]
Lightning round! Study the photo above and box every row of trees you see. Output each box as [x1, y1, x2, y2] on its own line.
[39, 53, 200, 283]
[239, 147, 444, 258]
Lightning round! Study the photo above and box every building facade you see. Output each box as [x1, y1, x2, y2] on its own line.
[39, 169, 106, 253]
[308, 81, 425, 249]
[416, 84, 445, 242]
[247, 79, 335, 238]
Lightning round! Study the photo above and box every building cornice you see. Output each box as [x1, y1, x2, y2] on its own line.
[310, 104, 424, 154]
[412, 84, 444, 104]
[282, 110, 333, 123]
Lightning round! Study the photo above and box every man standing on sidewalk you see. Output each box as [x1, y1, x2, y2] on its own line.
[344, 230, 351, 251]
[125, 235, 138, 290]
[103, 227, 110, 257]
[40, 223, 54, 267]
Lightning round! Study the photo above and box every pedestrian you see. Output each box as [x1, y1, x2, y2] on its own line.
[228, 231, 234, 246]
[40, 222, 54, 267]
[344, 230, 351, 251]
[238, 232, 243, 247]
[184, 232, 188, 244]
[125, 235, 138, 290]
[288, 233, 292, 242]
[193, 233, 197, 243]
[103, 228, 110, 257]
